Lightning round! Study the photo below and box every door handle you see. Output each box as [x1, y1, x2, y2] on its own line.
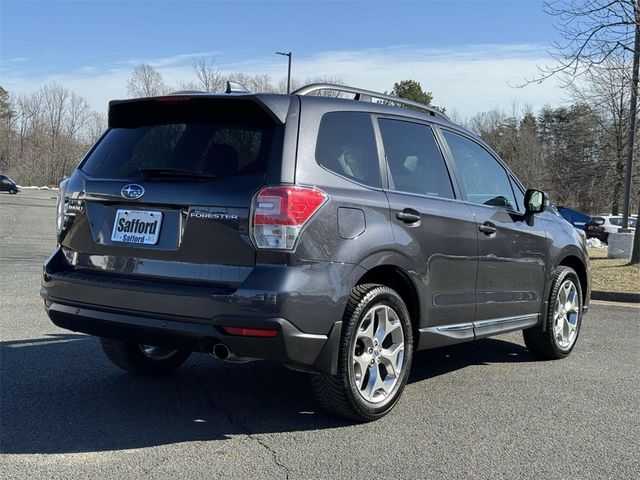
[478, 222, 497, 235]
[396, 209, 421, 224]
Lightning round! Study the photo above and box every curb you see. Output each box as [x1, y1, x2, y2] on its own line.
[591, 290, 640, 303]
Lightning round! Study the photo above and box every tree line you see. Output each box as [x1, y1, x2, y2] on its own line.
[0, 60, 637, 218]
[467, 101, 639, 215]
[0, 84, 105, 186]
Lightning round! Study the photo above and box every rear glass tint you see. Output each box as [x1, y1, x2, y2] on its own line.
[82, 123, 272, 180]
[82, 99, 277, 180]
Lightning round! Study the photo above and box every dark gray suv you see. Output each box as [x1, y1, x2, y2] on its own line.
[42, 84, 590, 421]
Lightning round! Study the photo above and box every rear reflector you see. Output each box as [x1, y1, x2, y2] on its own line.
[222, 327, 279, 338]
[252, 185, 328, 250]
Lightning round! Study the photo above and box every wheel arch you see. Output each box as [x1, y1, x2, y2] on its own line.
[556, 253, 589, 305]
[538, 250, 589, 332]
[355, 264, 421, 339]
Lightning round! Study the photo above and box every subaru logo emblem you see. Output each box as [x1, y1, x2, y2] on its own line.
[121, 184, 145, 200]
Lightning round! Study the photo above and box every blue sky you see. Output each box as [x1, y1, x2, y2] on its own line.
[1, 1, 566, 117]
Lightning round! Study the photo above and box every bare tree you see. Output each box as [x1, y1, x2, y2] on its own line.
[0, 86, 14, 172]
[193, 57, 225, 92]
[5, 84, 101, 186]
[568, 55, 631, 214]
[276, 76, 346, 96]
[127, 64, 167, 97]
[227, 73, 275, 93]
[88, 111, 107, 143]
[537, 0, 640, 262]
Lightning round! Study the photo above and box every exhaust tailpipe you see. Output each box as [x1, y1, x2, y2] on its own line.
[211, 344, 252, 363]
[212, 343, 230, 360]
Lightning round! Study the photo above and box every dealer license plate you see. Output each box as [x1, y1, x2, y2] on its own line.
[111, 209, 163, 245]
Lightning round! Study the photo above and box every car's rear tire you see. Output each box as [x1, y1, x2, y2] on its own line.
[100, 338, 191, 375]
[523, 266, 583, 360]
[311, 284, 413, 422]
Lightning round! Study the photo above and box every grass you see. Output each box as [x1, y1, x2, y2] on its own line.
[587, 248, 640, 293]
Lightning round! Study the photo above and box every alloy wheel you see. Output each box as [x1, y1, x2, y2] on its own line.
[351, 305, 405, 404]
[553, 279, 580, 350]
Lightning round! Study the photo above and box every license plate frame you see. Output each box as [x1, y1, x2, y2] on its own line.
[111, 209, 163, 245]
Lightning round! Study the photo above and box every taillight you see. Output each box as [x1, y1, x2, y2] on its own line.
[251, 185, 328, 250]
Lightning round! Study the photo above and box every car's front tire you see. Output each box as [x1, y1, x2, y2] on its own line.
[523, 266, 583, 360]
[100, 338, 191, 375]
[9, 188, 17, 194]
[311, 284, 413, 421]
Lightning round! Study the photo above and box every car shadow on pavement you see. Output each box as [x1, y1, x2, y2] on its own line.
[1, 333, 535, 454]
[409, 336, 535, 383]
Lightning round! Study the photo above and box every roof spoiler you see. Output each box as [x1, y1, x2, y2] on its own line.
[108, 94, 291, 125]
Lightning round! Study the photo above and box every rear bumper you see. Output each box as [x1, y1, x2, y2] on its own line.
[41, 247, 363, 373]
[44, 300, 336, 370]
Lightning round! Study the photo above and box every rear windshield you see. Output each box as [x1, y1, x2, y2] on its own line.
[81, 99, 277, 180]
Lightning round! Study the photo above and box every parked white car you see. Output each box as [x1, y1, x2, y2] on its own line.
[587, 214, 637, 243]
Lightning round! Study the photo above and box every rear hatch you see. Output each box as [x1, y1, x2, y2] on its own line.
[59, 95, 288, 287]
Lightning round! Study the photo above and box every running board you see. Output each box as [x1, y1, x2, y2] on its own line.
[473, 314, 539, 339]
[418, 314, 540, 349]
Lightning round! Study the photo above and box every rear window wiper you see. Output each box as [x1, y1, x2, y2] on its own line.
[139, 168, 218, 180]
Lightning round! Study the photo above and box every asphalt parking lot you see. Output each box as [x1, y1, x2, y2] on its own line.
[1, 190, 639, 480]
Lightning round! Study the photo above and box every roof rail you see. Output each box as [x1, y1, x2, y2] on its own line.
[292, 83, 449, 121]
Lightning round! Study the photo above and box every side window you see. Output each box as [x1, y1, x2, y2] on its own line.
[378, 118, 454, 198]
[315, 112, 381, 188]
[443, 130, 517, 211]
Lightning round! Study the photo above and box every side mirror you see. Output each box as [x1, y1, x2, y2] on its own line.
[524, 189, 548, 214]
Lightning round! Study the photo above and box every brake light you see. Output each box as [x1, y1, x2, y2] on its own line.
[252, 186, 328, 250]
[155, 96, 192, 102]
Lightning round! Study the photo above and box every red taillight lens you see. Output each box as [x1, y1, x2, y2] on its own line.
[222, 327, 279, 338]
[252, 186, 328, 250]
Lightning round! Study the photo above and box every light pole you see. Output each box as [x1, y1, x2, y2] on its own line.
[276, 51, 292, 93]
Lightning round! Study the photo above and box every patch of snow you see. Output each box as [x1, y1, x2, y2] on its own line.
[586, 238, 607, 249]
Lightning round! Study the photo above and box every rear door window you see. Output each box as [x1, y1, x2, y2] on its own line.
[378, 118, 455, 198]
[315, 112, 381, 188]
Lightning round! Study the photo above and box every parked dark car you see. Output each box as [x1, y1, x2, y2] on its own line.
[585, 217, 608, 242]
[557, 206, 591, 230]
[42, 84, 591, 421]
[0, 174, 20, 194]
